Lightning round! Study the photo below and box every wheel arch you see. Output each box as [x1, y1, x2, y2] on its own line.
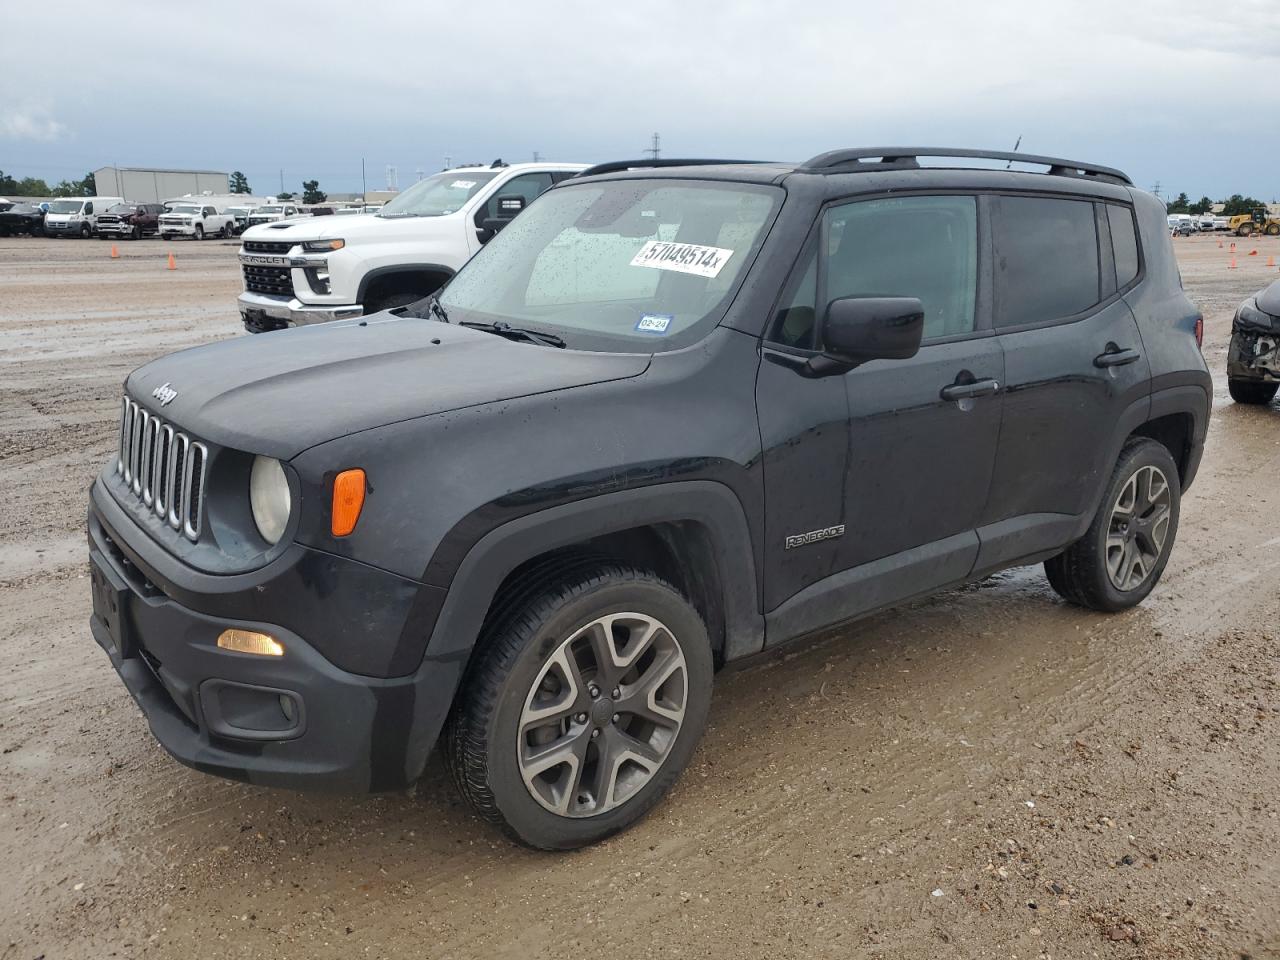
[357, 263, 454, 307]
[422, 482, 765, 676]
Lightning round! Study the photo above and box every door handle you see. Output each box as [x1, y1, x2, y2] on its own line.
[1094, 347, 1142, 368]
[940, 378, 1000, 401]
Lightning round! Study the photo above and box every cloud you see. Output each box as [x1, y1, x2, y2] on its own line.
[1, 106, 67, 142]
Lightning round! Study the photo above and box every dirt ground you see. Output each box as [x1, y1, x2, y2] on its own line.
[2, 233, 1279, 960]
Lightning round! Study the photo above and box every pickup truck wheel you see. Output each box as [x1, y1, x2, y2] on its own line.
[1228, 378, 1279, 405]
[131, 225, 142, 241]
[1044, 438, 1179, 612]
[193, 224, 204, 241]
[445, 560, 713, 850]
[221, 222, 233, 238]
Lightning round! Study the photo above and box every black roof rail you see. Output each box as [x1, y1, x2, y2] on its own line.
[799, 147, 1132, 185]
[577, 158, 765, 178]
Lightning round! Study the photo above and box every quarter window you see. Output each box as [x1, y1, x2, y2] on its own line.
[991, 196, 1100, 328]
[1107, 204, 1139, 289]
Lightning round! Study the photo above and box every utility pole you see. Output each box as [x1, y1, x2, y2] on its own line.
[644, 132, 661, 160]
[1150, 180, 1162, 202]
[443, 155, 451, 170]
[361, 158, 367, 199]
[532, 150, 541, 162]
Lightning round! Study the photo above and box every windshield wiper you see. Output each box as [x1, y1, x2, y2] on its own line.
[460, 320, 566, 349]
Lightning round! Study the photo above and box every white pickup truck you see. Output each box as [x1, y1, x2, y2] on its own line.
[237, 161, 587, 331]
[159, 202, 236, 240]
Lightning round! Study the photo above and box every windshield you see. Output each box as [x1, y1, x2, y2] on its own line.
[439, 179, 781, 351]
[378, 171, 498, 218]
[169, 204, 200, 214]
[48, 200, 83, 214]
[256, 206, 283, 214]
[107, 203, 138, 214]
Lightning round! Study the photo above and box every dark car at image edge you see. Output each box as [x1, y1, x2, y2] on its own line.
[1226, 278, 1280, 405]
[87, 147, 1210, 849]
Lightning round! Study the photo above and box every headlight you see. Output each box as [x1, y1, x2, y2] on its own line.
[303, 239, 344, 252]
[249, 456, 291, 544]
[1237, 299, 1275, 331]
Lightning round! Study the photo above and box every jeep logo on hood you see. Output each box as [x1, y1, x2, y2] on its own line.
[152, 382, 178, 406]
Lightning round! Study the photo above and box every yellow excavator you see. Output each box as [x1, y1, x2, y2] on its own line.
[1228, 208, 1280, 237]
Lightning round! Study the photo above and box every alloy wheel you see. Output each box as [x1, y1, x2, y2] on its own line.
[1106, 465, 1172, 591]
[517, 612, 688, 818]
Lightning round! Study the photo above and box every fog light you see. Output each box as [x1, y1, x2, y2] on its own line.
[217, 629, 284, 657]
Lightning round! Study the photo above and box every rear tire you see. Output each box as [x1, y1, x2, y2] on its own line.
[1228, 378, 1279, 405]
[221, 222, 233, 239]
[1044, 438, 1180, 612]
[1267, 223, 1280, 237]
[444, 559, 713, 850]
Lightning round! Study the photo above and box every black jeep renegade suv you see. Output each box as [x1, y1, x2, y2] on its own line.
[87, 148, 1210, 849]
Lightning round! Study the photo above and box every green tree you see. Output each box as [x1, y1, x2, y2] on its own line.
[301, 179, 326, 204]
[50, 172, 96, 197]
[1165, 192, 1190, 214]
[1189, 196, 1213, 215]
[277, 191, 294, 200]
[1222, 194, 1265, 216]
[16, 177, 52, 197]
[0, 170, 17, 194]
[229, 171, 251, 194]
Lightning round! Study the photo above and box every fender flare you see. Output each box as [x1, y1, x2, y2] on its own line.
[356, 263, 454, 304]
[423, 480, 765, 665]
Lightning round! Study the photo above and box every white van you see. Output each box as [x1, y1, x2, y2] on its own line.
[43, 197, 124, 238]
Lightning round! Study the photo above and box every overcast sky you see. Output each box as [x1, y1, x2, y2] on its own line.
[2, 0, 1277, 200]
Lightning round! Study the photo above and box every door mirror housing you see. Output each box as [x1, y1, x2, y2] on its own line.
[818, 296, 925, 370]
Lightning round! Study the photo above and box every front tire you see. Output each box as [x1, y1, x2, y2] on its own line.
[1045, 438, 1180, 612]
[193, 224, 204, 241]
[445, 560, 713, 850]
[1228, 378, 1279, 405]
[79, 223, 91, 238]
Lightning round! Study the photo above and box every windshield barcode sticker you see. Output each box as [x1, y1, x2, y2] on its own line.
[630, 241, 734, 278]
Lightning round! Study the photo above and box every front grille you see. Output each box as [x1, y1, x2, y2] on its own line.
[97, 216, 121, 224]
[117, 397, 208, 540]
[242, 264, 294, 296]
[243, 240, 293, 255]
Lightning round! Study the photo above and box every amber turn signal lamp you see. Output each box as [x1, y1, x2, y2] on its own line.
[331, 468, 367, 537]
[217, 629, 284, 657]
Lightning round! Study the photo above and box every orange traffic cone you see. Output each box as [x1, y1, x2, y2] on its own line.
[1229, 257, 1237, 269]
[166, 252, 176, 271]
[1249, 249, 1259, 256]
[1230, 242, 1237, 251]
[110, 244, 119, 259]
[1268, 255, 1277, 267]
[1218, 239, 1224, 248]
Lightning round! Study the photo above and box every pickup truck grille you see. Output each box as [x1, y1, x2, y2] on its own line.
[242, 264, 294, 296]
[243, 240, 293, 255]
[117, 397, 207, 541]
[97, 215, 122, 224]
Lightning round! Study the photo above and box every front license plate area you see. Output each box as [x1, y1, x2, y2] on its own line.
[90, 556, 134, 660]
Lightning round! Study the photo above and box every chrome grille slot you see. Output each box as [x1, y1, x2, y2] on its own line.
[115, 397, 208, 542]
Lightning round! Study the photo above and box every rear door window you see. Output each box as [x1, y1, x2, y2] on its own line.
[991, 195, 1100, 328]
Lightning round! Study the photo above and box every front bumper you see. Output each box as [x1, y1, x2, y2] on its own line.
[1227, 324, 1280, 381]
[96, 222, 136, 236]
[238, 290, 364, 332]
[87, 482, 458, 793]
[159, 223, 199, 236]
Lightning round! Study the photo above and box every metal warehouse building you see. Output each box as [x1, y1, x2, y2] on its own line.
[93, 166, 230, 203]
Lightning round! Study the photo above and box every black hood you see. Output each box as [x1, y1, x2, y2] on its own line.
[125, 316, 650, 459]
[1257, 279, 1280, 319]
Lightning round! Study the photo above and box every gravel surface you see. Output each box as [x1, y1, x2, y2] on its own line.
[1, 234, 1279, 960]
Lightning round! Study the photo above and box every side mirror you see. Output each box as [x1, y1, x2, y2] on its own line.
[806, 296, 924, 376]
